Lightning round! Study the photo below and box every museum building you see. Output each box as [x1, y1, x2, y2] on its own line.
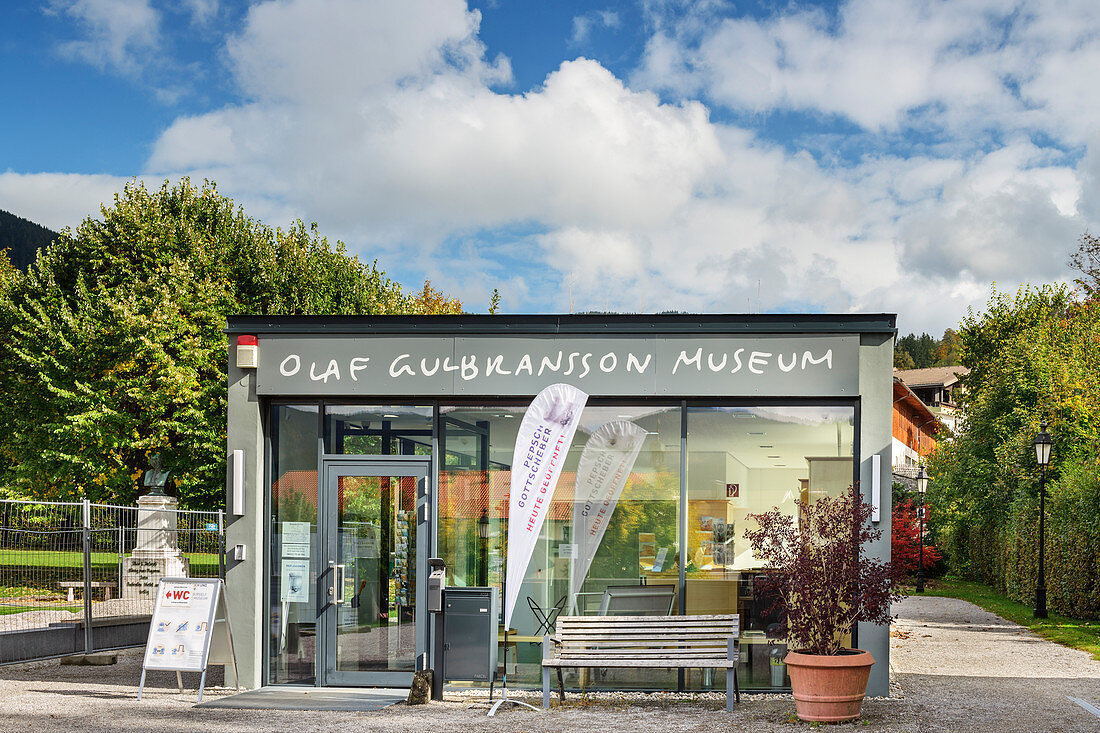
[222, 313, 896, 697]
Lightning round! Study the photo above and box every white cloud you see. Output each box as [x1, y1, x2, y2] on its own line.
[635, 0, 1100, 142]
[150, 52, 721, 238]
[226, 0, 508, 104]
[181, 0, 217, 25]
[51, 0, 160, 76]
[16, 0, 1092, 336]
[0, 172, 134, 231]
[571, 10, 620, 46]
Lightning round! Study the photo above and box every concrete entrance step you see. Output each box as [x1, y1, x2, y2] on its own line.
[195, 686, 407, 711]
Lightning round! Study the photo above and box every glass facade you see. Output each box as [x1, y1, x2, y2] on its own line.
[266, 401, 855, 691]
[268, 403, 319, 685]
[685, 406, 854, 689]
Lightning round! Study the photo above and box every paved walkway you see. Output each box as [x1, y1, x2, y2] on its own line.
[0, 595, 1096, 731]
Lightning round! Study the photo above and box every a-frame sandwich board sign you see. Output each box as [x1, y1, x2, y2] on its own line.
[138, 577, 239, 703]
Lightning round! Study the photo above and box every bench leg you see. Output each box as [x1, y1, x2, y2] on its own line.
[727, 637, 740, 710]
[542, 666, 551, 709]
[557, 668, 564, 703]
[67, 588, 75, 603]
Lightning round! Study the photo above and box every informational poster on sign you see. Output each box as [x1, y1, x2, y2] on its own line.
[144, 579, 217, 671]
[138, 577, 239, 703]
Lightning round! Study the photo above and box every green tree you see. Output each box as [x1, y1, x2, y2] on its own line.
[895, 332, 940, 369]
[928, 284, 1100, 616]
[0, 179, 462, 508]
[893, 347, 915, 370]
[1069, 232, 1100, 298]
[934, 328, 961, 366]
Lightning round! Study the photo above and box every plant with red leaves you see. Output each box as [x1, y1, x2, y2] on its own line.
[891, 499, 942, 576]
[744, 486, 905, 656]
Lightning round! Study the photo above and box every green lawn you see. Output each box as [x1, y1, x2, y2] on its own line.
[0, 604, 82, 616]
[907, 577, 1100, 661]
[0, 549, 219, 568]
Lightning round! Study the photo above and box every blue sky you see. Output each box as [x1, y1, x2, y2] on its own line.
[2, 0, 1098, 334]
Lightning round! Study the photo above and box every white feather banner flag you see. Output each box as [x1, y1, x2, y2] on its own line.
[504, 383, 588, 629]
[568, 420, 647, 613]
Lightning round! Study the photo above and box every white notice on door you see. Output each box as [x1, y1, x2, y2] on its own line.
[280, 559, 310, 603]
[282, 543, 309, 558]
[282, 521, 310, 544]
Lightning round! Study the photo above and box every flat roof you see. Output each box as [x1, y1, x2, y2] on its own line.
[226, 313, 897, 336]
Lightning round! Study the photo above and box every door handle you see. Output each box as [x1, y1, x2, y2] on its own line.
[334, 563, 346, 604]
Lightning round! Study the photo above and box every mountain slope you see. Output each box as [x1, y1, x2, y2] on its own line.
[0, 209, 58, 269]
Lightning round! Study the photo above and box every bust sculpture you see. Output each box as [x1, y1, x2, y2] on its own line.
[142, 454, 172, 497]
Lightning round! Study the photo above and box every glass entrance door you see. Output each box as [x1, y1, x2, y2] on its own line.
[320, 459, 430, 687]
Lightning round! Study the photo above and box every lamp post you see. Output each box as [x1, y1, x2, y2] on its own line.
[915, 464, 929, 594]
[477, 508, 490, 587]
[1033, 420, 1053, 619]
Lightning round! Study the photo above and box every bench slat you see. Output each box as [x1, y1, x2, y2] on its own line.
[557, 640, 730, 648]
[558, 625, 730, 629]
[544, 659, 737, 668]
[558, 629, 730, 638]
[555, 614, 735, 623]
[557, 651, 729, 657]
[559, 617, 734, 625]
[556, 620, 736, 632]
[557, 648, 730, 654]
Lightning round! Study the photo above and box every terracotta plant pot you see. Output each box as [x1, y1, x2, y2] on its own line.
[783, 649, 875, 723]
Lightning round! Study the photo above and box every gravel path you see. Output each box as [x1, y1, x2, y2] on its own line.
[0, 595, 1096, 732]
[889, 595, 1100, 732]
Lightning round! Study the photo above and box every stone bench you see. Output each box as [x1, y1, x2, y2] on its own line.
[58, 581, 118, 602]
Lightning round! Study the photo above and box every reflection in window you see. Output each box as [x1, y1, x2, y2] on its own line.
[324, 405, 432, 455]
[438, 404, 681, 690]
[268, 404, 319, 685]
[686, 406, 854, 690]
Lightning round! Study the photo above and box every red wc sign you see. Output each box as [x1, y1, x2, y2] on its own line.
[163, 586, 192, 606]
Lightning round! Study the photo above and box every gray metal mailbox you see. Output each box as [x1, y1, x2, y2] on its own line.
[442, 586, 498, 683]
[427, 558, 445, 613]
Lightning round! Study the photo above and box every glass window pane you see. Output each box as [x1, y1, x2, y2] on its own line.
[335, 474, 417, 674]
[438, 403, 681, 691]
[268, 404, 319, 685]
[324, 405, 432, 455]
[686, 405, 854, 691]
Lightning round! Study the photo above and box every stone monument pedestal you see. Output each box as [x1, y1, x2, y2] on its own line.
[123, 493, 190, 601]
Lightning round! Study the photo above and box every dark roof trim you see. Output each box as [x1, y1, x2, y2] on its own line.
[226, 313, 897, 336]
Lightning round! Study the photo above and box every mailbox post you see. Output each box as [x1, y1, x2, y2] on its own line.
[428, 558, 446, 701]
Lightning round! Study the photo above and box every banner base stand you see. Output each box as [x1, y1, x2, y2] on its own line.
[486, 643, 540, 717]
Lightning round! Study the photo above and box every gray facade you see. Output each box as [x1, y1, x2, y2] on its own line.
[224, 314, 896, 696]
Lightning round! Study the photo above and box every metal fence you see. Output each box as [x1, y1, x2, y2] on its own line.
[0, 498, 224, 664]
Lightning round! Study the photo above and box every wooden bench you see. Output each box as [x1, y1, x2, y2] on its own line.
[58, 581, 117, 602]
[541, 614, 740, 711]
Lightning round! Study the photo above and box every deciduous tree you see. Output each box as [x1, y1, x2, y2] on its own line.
[0, 179, 464, 507]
